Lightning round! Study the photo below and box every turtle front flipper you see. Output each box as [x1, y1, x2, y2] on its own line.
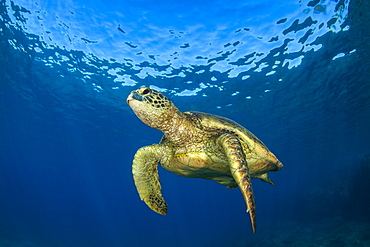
[132, 145, 168, 215]
[217, 133, 257, 233]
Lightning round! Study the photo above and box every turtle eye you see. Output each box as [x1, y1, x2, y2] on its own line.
[142, 88, 151, 95]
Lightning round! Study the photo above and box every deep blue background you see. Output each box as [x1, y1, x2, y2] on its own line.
[1, 0, 370, 246]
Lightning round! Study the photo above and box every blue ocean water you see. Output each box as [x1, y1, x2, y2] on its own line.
[1, 0, 370, 246]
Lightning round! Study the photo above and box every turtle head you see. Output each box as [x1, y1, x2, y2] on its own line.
[127, 87, 179, 129]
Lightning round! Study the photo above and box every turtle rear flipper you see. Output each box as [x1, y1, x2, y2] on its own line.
[256, 173, 275, 185]
[217, 133, 257, 233]
[132, 145, 168, 215]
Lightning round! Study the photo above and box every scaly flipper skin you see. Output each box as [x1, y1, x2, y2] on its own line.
[132, 145, 168, 215]
[217, 133, 257, 233]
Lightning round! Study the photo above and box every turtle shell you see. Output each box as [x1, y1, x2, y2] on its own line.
[185, 111, 283, 182]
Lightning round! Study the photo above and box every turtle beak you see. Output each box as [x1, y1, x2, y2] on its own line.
[126, 92, 134, 104]
[127, 90, 144, 105]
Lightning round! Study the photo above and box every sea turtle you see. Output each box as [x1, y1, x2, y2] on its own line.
[127, 87, 283, 233]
